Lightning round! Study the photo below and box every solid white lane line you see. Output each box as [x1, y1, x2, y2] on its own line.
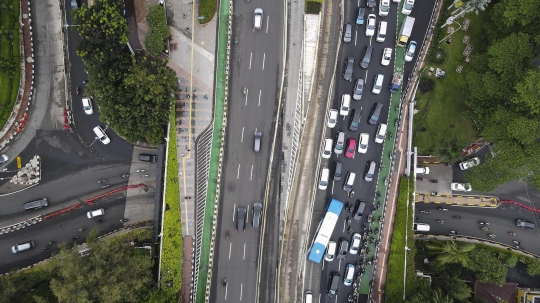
[240, 283, 243, 300]
[266, 16, 269, 34]
[233, 204, 237, 221]
[229, 242, 232, 259]
[250, 165, 254, 180]
[243, 243, 246, 260]
[245, 88, 248, 105]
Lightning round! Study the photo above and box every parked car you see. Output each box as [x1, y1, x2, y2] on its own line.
[365, 14, 376, 36]
[334, 132, 345, 155]
[451, 183, 472, 192]
[366, 0, 376, 8]
[381, 48, 392, 66]
[404, 40, 417, 62]
[459, 157, 480, 170]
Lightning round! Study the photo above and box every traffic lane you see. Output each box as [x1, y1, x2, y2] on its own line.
[0, 197, 126, 274]
[416, 204, 540, 255]
[402, 0, 437, 87]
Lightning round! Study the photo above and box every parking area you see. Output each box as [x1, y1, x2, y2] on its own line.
[416, 164, 452, 195]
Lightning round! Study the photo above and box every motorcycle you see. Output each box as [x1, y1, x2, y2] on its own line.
[101, 184, 110, 189]
[120, 218, 128, 223]
[41, 247, 50, 251]
[479, 221, 489, 226]
[508, 232, 516, 236]
[348, 191, 355, 197]
[430, 192, 438, 196]
[121, 174, 130, 178]
[420, 210, 431, 214]
[488, 233, 496, 238]
[416, 177, 424, 181]
[450, 230, 458, 235]
[98, 179, 107, 183]
[438, 207, 448, 211]
[453, 215, 461, 220]
[436, 220, 444, 224]
[136, 169, 146, 173]
[229, 183, 234, 191]
[76, 87, 80, 95]
[481, 227, 490, 231]
[429, 179, 439, 183]
[226, 231, 230, 239]
[243, 87, 247, 95]
[513, 240, 520, 245]
[141, 174, 149, 178]
[97, 218, 106, 223]
[223, 278, 227, 287]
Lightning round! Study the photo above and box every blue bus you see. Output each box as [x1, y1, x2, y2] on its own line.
[307, 198, 344, 263]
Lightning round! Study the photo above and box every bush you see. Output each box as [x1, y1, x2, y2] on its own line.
[306, 0, 323, 14]
[418, 76, 435, 93]
[145, 5, 170, 56]
[426, 46, 447, 65]
[198, 0, 217, 24]
[457, 54, 464, 61]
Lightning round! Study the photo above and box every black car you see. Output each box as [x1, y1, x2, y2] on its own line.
[253, 203, 262, 227]
[237, 207, 247, 231]
[337, 238, 348, 259]
[139, 154, 158, 163]
[334, 161, 343, 181]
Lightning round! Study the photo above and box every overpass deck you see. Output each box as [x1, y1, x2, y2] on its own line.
[415, 193, 498, 207]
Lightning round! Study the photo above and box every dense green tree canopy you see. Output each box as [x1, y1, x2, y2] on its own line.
[73, 0, 175, 145]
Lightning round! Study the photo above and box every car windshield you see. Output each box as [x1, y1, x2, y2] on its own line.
[405, 3, 413, 9]
[381, 6, 388, 11]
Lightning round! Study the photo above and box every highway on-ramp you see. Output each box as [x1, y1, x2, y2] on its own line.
[210, 0, 285, 302]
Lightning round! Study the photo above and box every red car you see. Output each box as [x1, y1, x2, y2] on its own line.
[345, 138, 356, 159]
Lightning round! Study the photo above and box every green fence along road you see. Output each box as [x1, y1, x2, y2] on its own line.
[195, 0, 230, 302]
[358, 6, 406, 294]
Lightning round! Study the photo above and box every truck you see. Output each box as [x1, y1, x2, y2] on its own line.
[397, 16, 415, 47]
[389, 73, 403, 93]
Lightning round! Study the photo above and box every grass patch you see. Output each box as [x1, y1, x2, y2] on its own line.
[385, 177, 416, 301]
[198, 0, 217, 24]
[413, 10, 490, 155]
[160, 111, 183, 298]
[0, 0, 20, 128]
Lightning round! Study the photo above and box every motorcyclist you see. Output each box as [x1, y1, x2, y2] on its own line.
[223, 278, 227, 287]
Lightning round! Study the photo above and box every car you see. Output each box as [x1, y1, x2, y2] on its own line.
[366, 0, 376, 8]
[337, 238, 348, 259]
[0, 154, 8, 165]
[253, 8, 263, 30]
[325, 241, 337, 262]
[139, 154, 158, 163]
[365, 14, 376, 36]
[343, 264, 355, 286]
[328, 109, 338, 128]
[334, 161, 343, 181]
[349, 233, 361, 254]
[237, 207, 247, 231]
[451, 183, 472, 192]
[379, 0, 390, 16]
[345, 138, 356, 159]
[319, 167, 330, 190]
[87, 208, 105, 219]
[82, 97, 93, 115]
[254, 131, 262, 152]
[11, 241, 35, 254]
[404, 40, 417, 62]
[327, 273, 340, 297]
[343, 23, 352, 43]
[356, 7, 366, 24]
[340, 94, 351, 116]
[516, 219, 535, 229]
[372, 74, 384, 95]
[334, 132, 345, 155]
[381, 47, 392, 66]
[402, 0, 414, 15]
[352, 200, 365, 220]
[252, 203, 262, 227]
[322, 138, 333, 159]
[343, 57, 355, 81]
[23, 198, 49, 210]
[71, 0, 79, 9]
[358, 133, 369, 153]
[459, 157, 480, 170]
[352, 79, 364, 101]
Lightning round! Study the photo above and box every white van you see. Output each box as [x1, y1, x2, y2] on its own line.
[414, 223, 430, 232]
[324, 241, 337, 262]
[374, 123, 387, 144]
[343, 172, 356, 192]
[372, 74, 384, 95]
[340, 94, 351, 116]
[305, 291, 313, 303]
[376, 21, 387, 42]
[93, 126, 110, 145]
[318, 167, 330, 190]
[416, 167, 430, 174]
[12, 241, 35, 253]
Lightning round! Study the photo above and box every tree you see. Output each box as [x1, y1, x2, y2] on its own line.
[436, 137, 461, 163]
[514, 69, 540, 115]
[438, 275, 472, 302]
[426, 240, 475, 266]
[145, 5, 171, 56]
[49, 230, 153, 303]
[465, 0, 491, 14]
[487, 32, 533, 83]
[431, 288, 454, 303]
[464, 248, 508, 285]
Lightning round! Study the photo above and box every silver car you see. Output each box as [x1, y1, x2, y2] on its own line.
[253, 203, 262, 227]
[404, 41, 417, 62]
[352, 79, 364, 100]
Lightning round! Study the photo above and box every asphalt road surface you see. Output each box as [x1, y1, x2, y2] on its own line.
[0, 197, 127, 274]
[210, 1, 284, 302]
[314, 1, 436, 302]
[415, 203, 540, 256]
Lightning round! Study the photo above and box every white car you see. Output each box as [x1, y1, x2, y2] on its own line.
[349, 233, 361, 254]
[340, 94, 351, 116]
[365, 14, 376, 36]
[253, 8, 263, 30]
[379, 0, 390, 17]
[324, 241, 337, 262]
[322, 138, 333, 159]
[87, 208, 105, 219]
[327, 109, 338, 128]
[381, 48, 392, 66]
[334, 132, 345, 155]
[82, 97, 93, 115]
[0, 154, 8, 165]
[451, 183, 472, 192]
[358, 133, 369, 153]
[459, 157, 480, 170]
[402, 0, 414, 15]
